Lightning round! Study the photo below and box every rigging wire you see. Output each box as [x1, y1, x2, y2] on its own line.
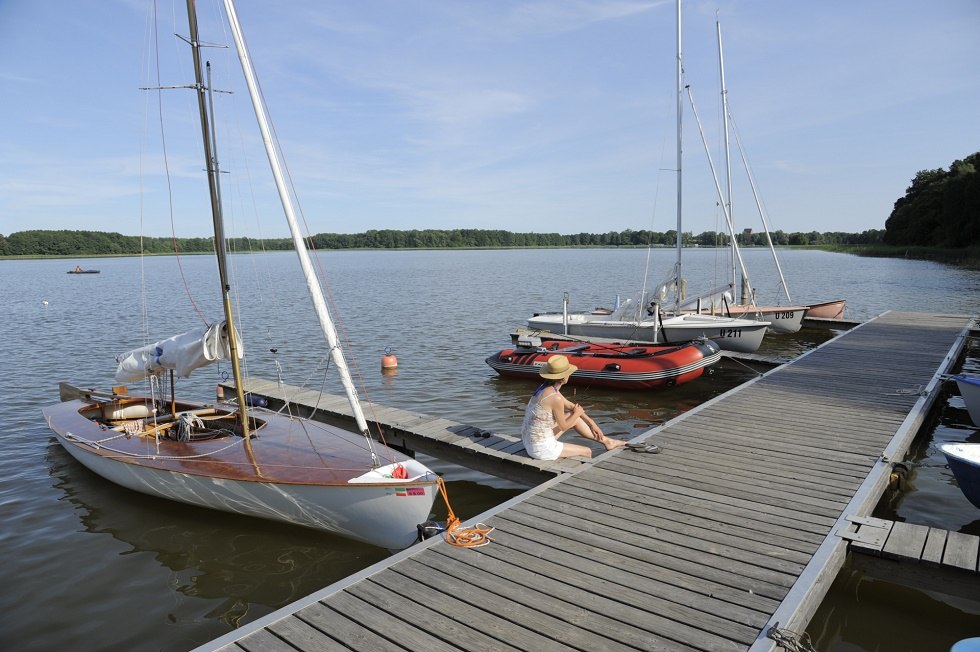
[147, 0, 209, 327]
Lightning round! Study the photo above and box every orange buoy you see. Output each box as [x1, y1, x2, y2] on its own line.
[381, 346, 398, 370]
[216, 384, 225, 401]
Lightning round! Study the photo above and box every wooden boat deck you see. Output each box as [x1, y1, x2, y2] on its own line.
[200, 311, 972, 652]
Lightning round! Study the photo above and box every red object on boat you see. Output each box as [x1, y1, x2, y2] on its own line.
[485, 336, 722, 390]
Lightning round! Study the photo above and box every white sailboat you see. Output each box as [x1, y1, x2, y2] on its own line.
[528, 0, 770, 354]
[43, 0, 440, 551]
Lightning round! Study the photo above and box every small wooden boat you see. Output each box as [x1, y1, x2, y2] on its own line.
[486, 336, 721, 390]
[804, 299, 846, 320]
[940, 443, 980, 510]
[952, 375, 980, 426]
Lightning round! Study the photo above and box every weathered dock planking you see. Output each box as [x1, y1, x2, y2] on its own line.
[840, 515, 980, 608]
[199, 311, 972, 652]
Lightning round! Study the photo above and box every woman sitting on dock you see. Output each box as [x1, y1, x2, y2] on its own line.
[521, 354, 626, 459]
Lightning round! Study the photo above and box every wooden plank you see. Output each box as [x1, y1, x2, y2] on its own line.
[882, 521, 930, 561]
[560, 473, 825, 547]
[922, 528, 948, 566]
[581, 465, 836, 536]
[344, 576, 523, 652]
[513, 495, 806, 578]
[234, 627, 294, 652]
[360, 572, 579, 652]
[539, 486, 816, 562]
[597, 456, 848, 520]
[494, 508, 794, 597]
[266, 614, 344, 651]
[298, 597, 452, 652]
[943, 532, 980, 572]
[399, 556, 648, 651]
[401, 550, 734, 650]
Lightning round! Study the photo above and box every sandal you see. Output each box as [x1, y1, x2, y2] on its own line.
[626, 443, 662, 454]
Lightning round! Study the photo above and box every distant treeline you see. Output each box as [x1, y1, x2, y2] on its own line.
[0, 227, 885, 257]
[884, 151, 980, 248]
[3, 152, 975, 257]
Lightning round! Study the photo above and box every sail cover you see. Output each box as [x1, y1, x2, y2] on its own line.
[115, 321, 242, 383]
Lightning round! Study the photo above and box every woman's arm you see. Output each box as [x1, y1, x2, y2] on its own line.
[548, 392, 584, 433]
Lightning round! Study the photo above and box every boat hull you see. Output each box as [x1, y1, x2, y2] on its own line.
[691, 305, 807, 334]
[527, 313, 660, 342]
[805, 299, 846, 320]
[527, 312, 769, 353]
[953, 375, 980, 426]
[43, 397, 439, 549]
[486, 338, 721, 389]
[941, 443, 980, 510]
[658, 314, 769, 353]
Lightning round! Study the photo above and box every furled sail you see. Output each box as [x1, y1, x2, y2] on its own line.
[115, 321, 241, 383]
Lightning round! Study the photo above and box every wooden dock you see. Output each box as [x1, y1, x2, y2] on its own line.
[198, 311, 972, 652]
[841, 516, 980, 608]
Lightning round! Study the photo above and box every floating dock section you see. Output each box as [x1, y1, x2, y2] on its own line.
[201, 311, 973, 652]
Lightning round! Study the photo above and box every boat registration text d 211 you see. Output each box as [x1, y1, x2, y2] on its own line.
[719, 329, 743, 338]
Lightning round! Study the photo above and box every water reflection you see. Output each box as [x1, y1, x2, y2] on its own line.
[810, 560, 980, 652]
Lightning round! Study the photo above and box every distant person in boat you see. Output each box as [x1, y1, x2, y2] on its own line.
[73, 265, 83, 272]
[521, 354, 627, 459]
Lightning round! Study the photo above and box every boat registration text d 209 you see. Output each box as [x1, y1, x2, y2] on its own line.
[773, 311, 795, 319]
[719, 328, 743, 338]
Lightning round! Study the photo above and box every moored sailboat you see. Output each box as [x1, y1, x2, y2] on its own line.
[42, 0, 439, 550]
[688, 18, 843, 330]
[527, 0, 770, 354]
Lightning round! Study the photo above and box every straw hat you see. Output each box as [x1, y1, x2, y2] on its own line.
[539, 354, 578, 380]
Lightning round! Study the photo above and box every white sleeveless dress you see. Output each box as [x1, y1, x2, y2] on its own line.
[521, 389, 563, 460]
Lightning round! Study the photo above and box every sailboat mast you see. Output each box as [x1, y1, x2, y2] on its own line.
[717, 19, 737, 299]
[686, 84, 755, 304]
[731, 123, 794, 303]
[184, 0, 252, 442]
[221, 0, 376, 447]
[674, 0, 683, 309]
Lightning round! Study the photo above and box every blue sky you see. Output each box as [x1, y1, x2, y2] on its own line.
[1, 0, 978, 239]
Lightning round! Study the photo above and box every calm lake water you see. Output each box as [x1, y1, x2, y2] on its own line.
[1, 247, 978, 651]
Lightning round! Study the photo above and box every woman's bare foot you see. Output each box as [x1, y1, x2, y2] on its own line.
[601, 436, 627, 451]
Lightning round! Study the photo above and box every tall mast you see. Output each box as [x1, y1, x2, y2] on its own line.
[717, 19, 737, 297]
[184, 0, 252, 445]
[674, 0, 683, 309]
[221, 0, 377, 459]
[731, 122, 793, 302]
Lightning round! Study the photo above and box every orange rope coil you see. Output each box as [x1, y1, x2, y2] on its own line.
[436, 477, 494, 548]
